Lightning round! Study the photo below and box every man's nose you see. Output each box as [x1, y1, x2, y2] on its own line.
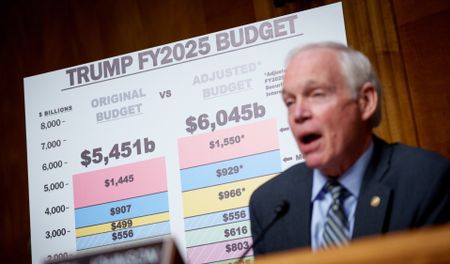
[292, 100, 312, 123]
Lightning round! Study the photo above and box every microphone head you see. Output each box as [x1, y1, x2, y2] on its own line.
[274, 200, 289, 217]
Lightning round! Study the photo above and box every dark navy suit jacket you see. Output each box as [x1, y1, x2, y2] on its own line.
[249, 136, 450, 255]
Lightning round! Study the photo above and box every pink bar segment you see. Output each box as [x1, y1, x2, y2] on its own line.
[73, 157, 166, 208]
[187, 237, 253, 263]
[178, 119, 278, 169]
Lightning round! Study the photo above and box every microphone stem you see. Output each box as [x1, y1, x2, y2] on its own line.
[238, 214, 282, 261]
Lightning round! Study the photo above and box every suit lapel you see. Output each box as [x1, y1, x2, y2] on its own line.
[353, 136, 393, 238]
[353, 182, 391, 238]
[288, 165, 313, 247]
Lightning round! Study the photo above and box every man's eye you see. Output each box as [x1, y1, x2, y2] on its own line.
[284, 99, 294, 107]
[311, 91, 325, 97]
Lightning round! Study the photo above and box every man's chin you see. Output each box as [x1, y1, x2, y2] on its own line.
[303, 155, 322, 169]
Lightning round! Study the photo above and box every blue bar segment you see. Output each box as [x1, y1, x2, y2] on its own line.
[75, 192, 169, 228]
[180, 150, 280, 191]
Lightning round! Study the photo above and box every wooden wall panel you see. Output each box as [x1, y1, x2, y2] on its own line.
[343, 0, 418, 145]
[392, 0, 450, 157]
[1, 0, 448, 262]
[203, 0, 256, 32]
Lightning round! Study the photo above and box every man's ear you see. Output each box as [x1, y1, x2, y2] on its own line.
[358, 82, 378, 122]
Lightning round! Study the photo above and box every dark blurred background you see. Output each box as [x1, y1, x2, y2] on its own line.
[1, 0, 449, 262]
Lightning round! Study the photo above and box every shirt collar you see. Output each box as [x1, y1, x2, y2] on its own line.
[311, 140, 374, 201]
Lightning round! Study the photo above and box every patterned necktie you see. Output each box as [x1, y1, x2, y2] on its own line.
[322, 180, 350, 248]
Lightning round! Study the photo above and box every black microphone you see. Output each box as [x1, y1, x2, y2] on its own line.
[239, 200, 290, 261]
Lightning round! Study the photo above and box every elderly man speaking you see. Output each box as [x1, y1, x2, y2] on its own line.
[249, 42, 450, 255]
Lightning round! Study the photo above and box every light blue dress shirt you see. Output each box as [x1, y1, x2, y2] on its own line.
[310, 141, 374, 250]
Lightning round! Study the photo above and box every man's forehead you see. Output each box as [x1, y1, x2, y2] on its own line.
[283, 47, 344, 93]
[285, 48, 341, 82]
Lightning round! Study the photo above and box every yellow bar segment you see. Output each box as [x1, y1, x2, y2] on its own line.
[182, 174, 277, 217]
[76, 212, 169, 237]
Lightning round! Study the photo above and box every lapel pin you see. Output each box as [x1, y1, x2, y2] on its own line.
[370, 196, 381, 207]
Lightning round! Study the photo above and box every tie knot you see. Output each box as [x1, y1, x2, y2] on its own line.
[325, 180, 347, 201]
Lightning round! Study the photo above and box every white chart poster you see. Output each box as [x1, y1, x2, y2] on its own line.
[24, 3, 346, 264]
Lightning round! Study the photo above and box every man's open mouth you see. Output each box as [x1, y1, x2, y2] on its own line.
[301, 133, 321, 144]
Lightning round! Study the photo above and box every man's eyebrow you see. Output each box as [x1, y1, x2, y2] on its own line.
[302, 81, 334, 92]
[303, 80, 321, 88]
